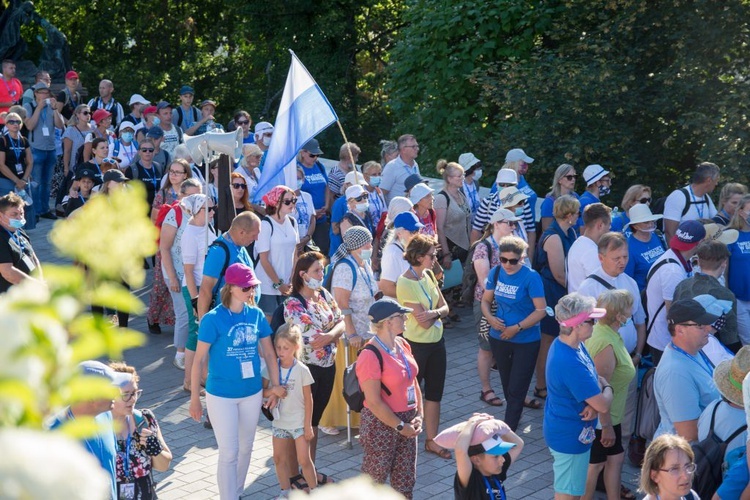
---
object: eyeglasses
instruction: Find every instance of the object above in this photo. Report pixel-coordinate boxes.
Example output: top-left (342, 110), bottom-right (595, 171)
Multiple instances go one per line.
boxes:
top-left (282, 197), bottom-right (298, 206)
top-left (500, 220), bottom-right (518, 227)
top-left (120, 389), bottom-right (143, 402)
top-left (563, 174), bottom-right (577, 180)
top-left (140, 148), bottom-right (154, 153)
top-left (404, 144), bottom-right (420, 149)
top-left (387, 313), bottom-right (407, 321)
top-left (679, 322), bottom-right (704, 328)
top-left (353, 194), bottom-right (368, 202)
top-left (425, 252), bottom-right (438, 260)
top-left (5, 120), bottom-right (21, 125)
top-left (241, 285), bottom-right (257, 293)
top-left (499, 257), bottom-right (520, 265)
top-left (658, 463), bottom-right (697, 476)
top-left (169, 169), bottom-right (186, 175)
top-left (307, 153), bottom-right (320, 158)
top-left (583, 319), bottom-right (596, 325)
top-left (232, 183), bottom-right (247, 190)
top-left (639, 197), bottom-right (652, 204)
top-left (80, 111), bottom-right (91, 115)
top-left (236, 120), bottom-right (249, 125)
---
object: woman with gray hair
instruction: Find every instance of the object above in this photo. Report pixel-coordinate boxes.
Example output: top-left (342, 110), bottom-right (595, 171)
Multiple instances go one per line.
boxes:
top-left (320, 226), bottom-right (380, 433)
top-left (380, 139), bottom-right (399, 166)
top-left (544, 292), bottom-right (614, 499)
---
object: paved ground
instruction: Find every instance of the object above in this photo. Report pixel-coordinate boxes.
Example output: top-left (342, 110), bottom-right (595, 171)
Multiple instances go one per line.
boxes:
top-left (27, 217), bottom-right (642, 499)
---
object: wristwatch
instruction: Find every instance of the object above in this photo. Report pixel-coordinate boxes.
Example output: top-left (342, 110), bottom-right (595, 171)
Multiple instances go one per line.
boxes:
top-left (395, 421), bottom-right (405, 432)
top-left (272, 280), bottom-right (284, 290)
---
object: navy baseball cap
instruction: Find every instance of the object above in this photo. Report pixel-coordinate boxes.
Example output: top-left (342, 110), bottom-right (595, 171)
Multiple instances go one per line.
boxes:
top-left (368, 297), bottom-right (412, 323)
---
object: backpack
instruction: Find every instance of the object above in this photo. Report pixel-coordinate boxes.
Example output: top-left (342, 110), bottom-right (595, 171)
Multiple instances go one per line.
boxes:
top-left (691, 401), bottom-right (747, 499)
top-left (113, 139), bottom-right (138, 159)
top-left (460, 239), bottom-right (492, 304)
top-left (175, 106), bottom-right (200, 129)
top-left (438, 189), bottom-right (451, 209)
top-left (585, 274), bottom-right (615, 291)
top-left (651, 188), bottom-right (710, 230)
top-left (269, 288), bottom-right (333, 336)
top-left (207, 239), bottom-right (231, 299)
top-left (155, 200), bottom-right (183, 246)
top-left (628, 366), bottom-right (659, 466)
top-left (342, 344), bottom-right (391, 412)
top-left (252, 215), bottom-right (298, 266)
top-left (323, 256), bottom-right (358, 292)
top-left (643, 258), bottom-right (680, 334)
top-left (129, 161), bottom-right (163, 182)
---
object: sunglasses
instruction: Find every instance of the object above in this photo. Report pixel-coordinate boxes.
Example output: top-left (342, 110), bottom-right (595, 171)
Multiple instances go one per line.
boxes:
top-left (103, 158), bottom-right (121, 164)
top-left (639, 197), bottom-right (652, 204)
top-left (583, 319), bottom-right (596, 325)
top-left (307, 153), bottom-right (320, 158)
top-left (241, 285), bottom-right (257, 293)
top-left (236, 120), bottom-right (249, 125)
top-left (282, 197), bottom-right (298, 206)
top-left (5, 120), bottom-right (21, 125)
top-left (563, 174), bottom-right (577, 180)
top-left (207, 206), bottom-right (216, 212)
top-left (232, 183), bottom-right (247, 190)
top-left (500, 256), bottom-right (520, 265)
top-left (353, 194), bottom-right (368, 202)
top-left (80, 111), bottom-right (91, 115)
top-left (140, 148), bottom-right (154, 153)
top-left (500, 220), bottom-right (518, 227)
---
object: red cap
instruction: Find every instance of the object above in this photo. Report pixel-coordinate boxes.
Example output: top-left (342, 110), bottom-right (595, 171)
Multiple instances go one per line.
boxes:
top-left (65, 70), bottom-right (79, 80)
top-left (92, 109), bottom-right (112, 123)
top-left (143, 105), bottom-right (158, 116)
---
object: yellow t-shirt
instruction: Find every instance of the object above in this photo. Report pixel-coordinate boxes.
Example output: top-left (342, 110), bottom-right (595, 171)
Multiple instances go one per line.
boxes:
top-left (397, 271), bottom-right (443, 343)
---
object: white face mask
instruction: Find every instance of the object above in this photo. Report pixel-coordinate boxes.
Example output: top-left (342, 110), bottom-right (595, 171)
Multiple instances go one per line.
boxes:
top-left (262, 136), bottom-right (272, 147)
top-left (304, 276), bottom-right (323, 290)
top-left (297, 178), bottom-right (305, 190)
top-left (360, 248), bottom-right (373, 261)
top-left (473, 169), bottom-right (482, 181)
top-left (356, 202), bottom-right (370, 213)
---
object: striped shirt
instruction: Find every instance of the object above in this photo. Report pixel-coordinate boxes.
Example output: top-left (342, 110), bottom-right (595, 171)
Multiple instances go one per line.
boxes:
top-left (472, 192), bottom-right (535, 234)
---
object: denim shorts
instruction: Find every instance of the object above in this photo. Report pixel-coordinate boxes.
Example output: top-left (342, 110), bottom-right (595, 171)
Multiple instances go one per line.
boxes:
top-left (272, 426), bottom-right (304, 439)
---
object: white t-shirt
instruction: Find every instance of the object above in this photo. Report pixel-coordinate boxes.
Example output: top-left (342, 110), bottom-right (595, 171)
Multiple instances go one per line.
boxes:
top-left (663, 185), bottom-right (717, 223)
top-left (262, 361), bottom-right (314, 430)
top-left (233, 165), bottom-right (260, 202)
top-left (114, 140), bottom-right (139, 170)
top-left (84, 131), bottom-right (115, 156)
top-left (293, 191), bottom-right (315, 238)
top-left (646, 250), bottom-right (689, 351)
top-left (161, 207), bottom-right (190, 283)
top-left (566, 236), bottom-right (599, 293)
top-left (160, 125), bottom-right (182, 156)
top-left (697, 399), bottom-right (747, 463)
top-left (380, 241), bottom-right (408, 283)
top-left (180, 223), bottom-right (218, 287)
top-left (254, 216), bottom-right (299, 296)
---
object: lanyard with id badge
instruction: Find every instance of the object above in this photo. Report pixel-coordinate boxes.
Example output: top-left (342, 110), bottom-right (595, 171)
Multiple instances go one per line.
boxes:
top-left (373, 336), bottom-right (416, 406)
top-left (118, 416), bottom-right (135, 500)
top-left (7, 229), bottom-right (36, 273)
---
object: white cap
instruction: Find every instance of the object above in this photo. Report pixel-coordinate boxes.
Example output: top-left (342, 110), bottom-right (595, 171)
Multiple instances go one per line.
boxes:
top-left (498, 187), bottom-right (529, 208)
top-left (409, 183), bottom-right (434, 204)
top-left (118, 121), bottom-right (136, 132)
top-left (128, 94), bottom-right (149, 106)
top-left (344, 171), bottom-right (368, 187)
top-left (458, 152), bottom-right (480, 169)
top-left (346, 184), bottom-right (366, 200)
top-left (254, 121), bottom-right (274, 138)
top-left (505, 148), bottom-right (534, 164)
top-left (489, 208), bottom-right (521, 224)
top-left (79, 360), bottom-right (132, 388)
top-left (495, 169), bottom-right (518, 185)
top-left (583, 164), bottom-right (610, 186)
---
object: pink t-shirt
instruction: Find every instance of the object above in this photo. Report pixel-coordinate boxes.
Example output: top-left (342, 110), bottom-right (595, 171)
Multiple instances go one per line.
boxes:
top-left (357, 337), bottom-right (419, 412)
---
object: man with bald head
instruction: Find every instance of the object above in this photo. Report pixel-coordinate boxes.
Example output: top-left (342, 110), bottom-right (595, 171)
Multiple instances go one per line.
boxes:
top-left (88, 79), bottom-right (124, 129)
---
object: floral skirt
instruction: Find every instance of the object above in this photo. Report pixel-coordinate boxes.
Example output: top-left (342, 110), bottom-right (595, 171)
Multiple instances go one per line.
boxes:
top-left (147, 253), bottom-right (175, 325)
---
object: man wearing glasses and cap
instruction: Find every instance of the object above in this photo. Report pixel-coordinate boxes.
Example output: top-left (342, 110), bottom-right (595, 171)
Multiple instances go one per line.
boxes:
top-left (298, 138), bottom-right (331, 254)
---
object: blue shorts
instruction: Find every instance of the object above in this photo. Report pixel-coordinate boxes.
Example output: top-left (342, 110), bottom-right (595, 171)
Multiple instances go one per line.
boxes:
top-left (716, 457), bottom-right (749, 499)
top-left (550, 448), bottom-right (591, 496)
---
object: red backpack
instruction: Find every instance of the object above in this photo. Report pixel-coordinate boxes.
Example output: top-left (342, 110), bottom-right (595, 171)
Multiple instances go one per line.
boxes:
top-left (155, 201), bottom-right (183, 247)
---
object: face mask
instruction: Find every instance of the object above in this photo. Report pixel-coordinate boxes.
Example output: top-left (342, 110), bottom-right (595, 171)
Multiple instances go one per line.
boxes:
top-left (639, 226), bottom-right (656, 233)
top-left (121, 132), bottom-right (134, 143)
top-left (360, 248), bottom-right (373, 261)
top-left (9, 217), bottom-right (25, 229)
top-left (356, 202), bottom-right (370, 213)
top-left (514, 207), bottom-right (524, 217)
top-left (369, 176), bottom-right (381, 187)
top-left (152, 117), bottom-right (161, 127)
top-left (304, 276), bottom-right (323, 290)
top-left (599, 185), bottom-right (611, 197)
top-left (297, 179), bottom-right (305, 190)
top-left (262, 136), bottom-right (272, 147)
top-left (473, 169), bottom-right (482, 181)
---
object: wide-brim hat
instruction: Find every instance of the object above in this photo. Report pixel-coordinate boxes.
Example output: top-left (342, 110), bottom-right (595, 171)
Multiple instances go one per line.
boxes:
top-left (498, 186), bottom-right (528, 208)
top-left (713, 346), bottom-right (750, 406)
top-left (704, 223), bottom-right (739, 246)
top-left (625, 203), bottom-right (663, 228)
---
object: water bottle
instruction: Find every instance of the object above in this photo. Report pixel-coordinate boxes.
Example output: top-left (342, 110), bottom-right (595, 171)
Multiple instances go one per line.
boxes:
top-left (15, 188), bottom-right (33, 206)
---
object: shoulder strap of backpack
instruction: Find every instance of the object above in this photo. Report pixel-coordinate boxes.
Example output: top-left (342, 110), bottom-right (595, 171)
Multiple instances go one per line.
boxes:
top-left (260, 215), bottom-right (275, 237)
top-left (646, 257), bottom-right (679, 285)
top-left (362, 344), bottom-right (391, 395)
top-left (710, 401), bottom-right (748, 444)
top-left (176, 107), bottom-right (184, 127)
top-left (680, 188), bottom-right (691, 218)
top-left (586, 274), bottom-right (616, 290)
top-left (208, 239), bottom-right (231, 296)
top-left (438, 189), bottom-right (451, 209)
top-left (192, 107), bottom-right (199, 122)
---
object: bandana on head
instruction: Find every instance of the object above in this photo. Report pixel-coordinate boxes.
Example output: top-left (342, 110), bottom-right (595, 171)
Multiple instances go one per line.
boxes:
top-left (180, 193), bottom-right (208, 215)
top-left (331, 226), bottom-right (373, 267)
top-left (262, 186), bottom-right (293, 208)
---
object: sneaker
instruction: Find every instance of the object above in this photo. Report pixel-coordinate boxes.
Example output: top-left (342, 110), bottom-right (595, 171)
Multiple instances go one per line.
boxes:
top-left (173, 356), bottom-right (185, 370)
top-left (148, 322), bottom-right (161, 335)
top-left (319, 426), bottom-right (340, 435)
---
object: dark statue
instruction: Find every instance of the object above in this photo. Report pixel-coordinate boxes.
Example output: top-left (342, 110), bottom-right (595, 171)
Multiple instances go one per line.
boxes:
top-left (0, 0), bottom-right (72, 81)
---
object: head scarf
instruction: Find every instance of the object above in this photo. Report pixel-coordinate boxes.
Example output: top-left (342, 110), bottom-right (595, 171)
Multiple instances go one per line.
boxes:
top-left (180, 193), bottom-right (208, 216)
top-left (262, 186), bottom-right (293, 208)
top-left (331, 226), bottom-right (373, 267)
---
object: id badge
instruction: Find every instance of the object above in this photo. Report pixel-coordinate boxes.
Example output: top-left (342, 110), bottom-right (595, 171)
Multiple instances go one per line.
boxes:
top-left (14, 164), bottom-right (23, 175)
top-left (578, 424), bottom-right (596, 445)
top-left (42, 126), bottom-right (50, 137)
top-left (119, 482), bottom-right (135, 500)
top-left (406, 385), bottom-right (416, 406)
top-left (240, 361), bottom-right (255, 379)
top-left (434, 319), bottom-right (442, 330)
top-left (21, 254), bottom-right (36, 272)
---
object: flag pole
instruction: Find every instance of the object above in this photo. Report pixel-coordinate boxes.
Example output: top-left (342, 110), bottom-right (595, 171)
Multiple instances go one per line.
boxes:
top-left (336, 120), bottom-right (360, 184)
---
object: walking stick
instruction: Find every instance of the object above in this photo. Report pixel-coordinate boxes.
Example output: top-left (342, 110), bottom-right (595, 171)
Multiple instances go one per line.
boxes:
top-left (344, 336), bottom-right (353, 449)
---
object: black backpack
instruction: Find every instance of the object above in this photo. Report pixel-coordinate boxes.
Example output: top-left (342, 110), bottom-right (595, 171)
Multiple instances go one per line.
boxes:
top-left (268, 288), bottom-right (333, 337)
top-left (251, 215), bottom-right (298, 267)
top-left (692, 401), bottom-right (747, 499)
top-left (342, 344), bottom-right (391, 412)
top-left (651, 188), bottom-right (710, 231)
top-left (643, 258), bottom-right (679, 335)
top-left (460, 239), bottom-right (492, 304)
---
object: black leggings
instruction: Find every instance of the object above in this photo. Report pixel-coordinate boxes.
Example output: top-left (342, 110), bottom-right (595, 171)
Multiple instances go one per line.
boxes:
top-left (307, 363), bottom-right (336, 427)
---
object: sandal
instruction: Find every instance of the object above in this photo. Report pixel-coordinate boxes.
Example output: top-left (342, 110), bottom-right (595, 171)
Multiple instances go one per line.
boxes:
top-left (523, 398), bottom-right (542, 410)
top-left (317, 472), bottom-right (334, 485)
top-left (425, 439), bottom-right (452, 459)
top-left (620, 485), bottom-right (636, 500)
top-left (480, 390), bottom-right (504, 407)
top-left (533, 386), bottom-right (547, 399)
top-left (289, 474), bottom-right (309, 491)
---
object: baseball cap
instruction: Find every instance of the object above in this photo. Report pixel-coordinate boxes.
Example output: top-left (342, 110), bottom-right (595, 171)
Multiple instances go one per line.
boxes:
top-left (224, 263), bottom-right (261, 288)
top-left (404, 173), bottom-right (427, 193)
top-left (128, 94), bottom-right (148, 106)
top-left (495, 169), bottom-right (518, 186)
top-left (393, 211), bottom-right (424, 232)
top-left (118, 121), bottom-right (136, 132)
top-left (458, 152), bottom-right (480, 170)
top-left (65, 70), bottom-right (79, 80)
top-left (583, 164), bottom-right (610, 186)
top-left (345, 184), bottom-right (366, 200)
top-left (200, 99), bottom-right (217, 109)
top-left (505, 148), bottom-right (534, 164)
top-left (254, 122), bottom-right (274, 136)
top-left (558, 307), bottom-right (607, 328)
top-left (667, 298), bottom-right (721, 326)
top-left (76, 168), bottom-right (97, 181)
top-left (143, 105), bottom-right (158, 116)
top-left (79, 360), bottom-right (132, 387)
top-left (31, 82), bottom-right (50, 92)
top-left (498, 186), bottom-right (529, 208)
top-left (409, 183), bottom-right (433, 204)
top-left (103, 169), bottom-right (127, 183)
top-left (156, 101), bottom-right (172, 111)
top-left (368, 297), bottom-right (412, 323)
top-left (179, 85), bottom-right (195, 95)
top-left (344, 171), bottom-right (368, 187)
top-left (92, 109), bottom-right (112, 123)
top-left (670, 220), bottom-right (706, 252)
top-left (146, 126), bottom-right (164, 139)
top-left (489, 208), bottom-right (521, 224)
top-left (302, 138), bottom-right (323, 155)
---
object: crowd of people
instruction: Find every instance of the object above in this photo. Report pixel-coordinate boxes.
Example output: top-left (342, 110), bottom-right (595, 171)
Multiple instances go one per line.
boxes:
top-left (5, 60), bottom-right (750, 499)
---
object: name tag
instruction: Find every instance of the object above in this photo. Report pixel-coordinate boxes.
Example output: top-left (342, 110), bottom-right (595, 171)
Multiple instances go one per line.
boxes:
top-left (15, 164), bottom-right (23, 175)
top-left (42, 126), bottom-right (50, 137)
top-left (118, 482), bottom-right (135, 499)
top-left (240, 361), bottom-right (255, 379)
top-left (434, 319), bottom-right (442, 330)
top-left (406, 385), bottom-right (416, 406)
top-left (21, 254), bottom-right (35, 272)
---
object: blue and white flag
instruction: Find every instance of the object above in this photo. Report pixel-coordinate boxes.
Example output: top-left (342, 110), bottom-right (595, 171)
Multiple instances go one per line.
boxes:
top-left (253, 51), bottom-right (338, 202)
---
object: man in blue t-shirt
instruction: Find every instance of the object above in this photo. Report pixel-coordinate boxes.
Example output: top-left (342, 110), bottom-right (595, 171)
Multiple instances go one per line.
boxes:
top-left (297, 138), bottom-right (331, 255)
top-left (197, 211), bottom-right (260, 319)
top-left (48, 361), bottom-right (133, 500)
